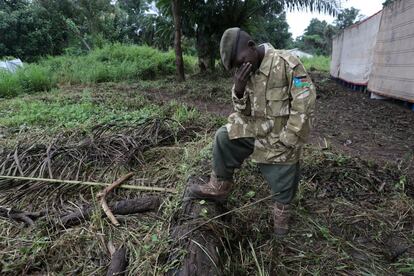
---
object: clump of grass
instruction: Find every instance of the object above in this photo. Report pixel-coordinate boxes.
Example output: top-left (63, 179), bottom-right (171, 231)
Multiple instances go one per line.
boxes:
top-left (17, 65), bottom-right (55, 93)
top-left (0, 70), bottom-right (22, 97)
top-left (0, 65), bottom-right (56, 98)
top-left (302, 55), bottom-right (330, 72)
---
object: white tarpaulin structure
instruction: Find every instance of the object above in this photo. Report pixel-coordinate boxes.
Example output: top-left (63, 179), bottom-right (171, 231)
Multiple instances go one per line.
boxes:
top-left (368, 0), bottom-right (414, 102)
top-left (0, 59), bottom-right (23, 73)
top-left (288, 48), bottom-right (313, 59)
top-left (330, 32), bottom-right (344, 78)
top-left (331, 0), bottom-right (414, 104)
top-left (337, 11), bottom-right (382, 85)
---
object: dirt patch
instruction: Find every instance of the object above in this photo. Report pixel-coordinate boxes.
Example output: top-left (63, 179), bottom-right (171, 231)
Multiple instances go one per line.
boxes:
top-left (310, 72), bottom-right (414, 165)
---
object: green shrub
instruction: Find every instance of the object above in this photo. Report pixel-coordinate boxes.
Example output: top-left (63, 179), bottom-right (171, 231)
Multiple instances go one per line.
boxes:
top-left (0, 71), bottom-right (22, 98)
top-left (17, 65), bottom-right (55, 93)
top-left (0, 65), bottom-right (56, 98)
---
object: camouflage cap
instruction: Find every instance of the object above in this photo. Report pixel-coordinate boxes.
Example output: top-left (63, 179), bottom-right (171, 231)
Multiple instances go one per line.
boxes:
top-left (220, 27), bottom-right (241, 70)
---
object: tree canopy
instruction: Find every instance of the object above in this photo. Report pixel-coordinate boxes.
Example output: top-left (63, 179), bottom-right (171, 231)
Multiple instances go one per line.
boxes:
top-left (0, 0), bottom-right (341, 64)
top-left (293, 6), bottom-right (363, 56)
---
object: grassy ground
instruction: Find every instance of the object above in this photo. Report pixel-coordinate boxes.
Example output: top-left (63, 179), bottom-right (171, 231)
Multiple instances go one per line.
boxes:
top-left (0, 49), bottom-right (412, 275)
top-left (0, 44), bottom-right (197, 98)
top-left (302, 55), bottom-right (330, 72)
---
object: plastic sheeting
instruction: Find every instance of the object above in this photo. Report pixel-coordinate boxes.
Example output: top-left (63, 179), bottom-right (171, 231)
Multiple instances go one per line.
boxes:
top-left (368, 0), bottom-right (414, 102)
top-left (0, 59), bottom-right (23, 73)
top-left (337, 11), bottom-right (382, 85)
top-left (330, 33), bottom-right (343, 78)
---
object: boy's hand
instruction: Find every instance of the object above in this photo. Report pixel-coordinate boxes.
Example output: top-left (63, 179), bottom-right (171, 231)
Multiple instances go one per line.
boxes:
top-left (234, 62), bottom-right (252, 97)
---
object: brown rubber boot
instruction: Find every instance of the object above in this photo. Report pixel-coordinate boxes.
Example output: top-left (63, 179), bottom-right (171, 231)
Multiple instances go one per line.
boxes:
top-left (188, 172), bottom-right (232, 202)
top-left (273, 202), bottom-right (291, 237)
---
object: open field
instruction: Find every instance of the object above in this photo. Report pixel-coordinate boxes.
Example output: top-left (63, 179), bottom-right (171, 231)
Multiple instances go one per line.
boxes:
top-left (0, 48), bottom-right (413, 275)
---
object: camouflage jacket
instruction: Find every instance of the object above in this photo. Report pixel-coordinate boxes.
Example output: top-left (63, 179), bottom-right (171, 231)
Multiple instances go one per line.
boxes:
top-left (225, 44), bottom-right (316, 164)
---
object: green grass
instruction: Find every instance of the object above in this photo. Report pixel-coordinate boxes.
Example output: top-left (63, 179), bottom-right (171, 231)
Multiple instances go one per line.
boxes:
top-left (0, 70), bottom-right (21, 97)
top-left (0, 44), bottom-right (197, 98)
top-left (0, 84), bottom-right (205, 136)
top-left (302, 55), bottom-right (330, 72)
top-left (0, 65), bottom-right (55, 98)
top-left (41, 44), bottom-right (197, 84)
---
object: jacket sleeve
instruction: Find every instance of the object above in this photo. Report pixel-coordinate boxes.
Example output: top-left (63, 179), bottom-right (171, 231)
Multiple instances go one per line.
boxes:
top-left (231, 84), bottom-right (251, 116)
top-left (279, 59), bottom-right (316, 147)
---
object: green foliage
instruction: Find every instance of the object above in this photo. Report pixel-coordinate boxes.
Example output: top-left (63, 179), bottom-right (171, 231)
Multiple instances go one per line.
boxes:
top-left (0, 87), bottom-right (159, 130)
top-left (251, 12), bottom-right (292, 49)
top-left (294, 18), bottom-right (337, 55)
top-left (334, 7), bottom-right (363, 30)
top-left (170, 101), bottom-right (200, 124)
top-left (157, 0), bottom-right (340, 70)
top-left (17, 65), bottom-right (55, 93)
top-left (0, 71), bottom-right (22, 98)
top-left (41, 44), bottom-right (196, 84)
top-left (301, 56), bottom-right (330, 72)
top-left (294, 7), bottom-right (363, 56)
top-left (0, 44), bottom-right (196, 98)
top-left (0, 82), bottom-right (204, 133)
top-left (0, 0), bottom-right (68, 61)
top-left (0, 65), bottom-right (56, 98)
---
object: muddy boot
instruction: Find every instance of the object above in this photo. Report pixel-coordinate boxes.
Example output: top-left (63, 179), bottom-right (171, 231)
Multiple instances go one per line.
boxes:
top-left (273, 202), bottom-right (291, 237)
top-left (188, 172), bottom-right (232, 202)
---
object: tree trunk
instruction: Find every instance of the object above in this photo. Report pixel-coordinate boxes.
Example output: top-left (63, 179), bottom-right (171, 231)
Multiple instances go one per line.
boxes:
top-left (167, 176), bottom-right (224, 275)
top-left (172, 0), bottom-right (185, 81)
top-left (196, 28), bottom-right (216, 73)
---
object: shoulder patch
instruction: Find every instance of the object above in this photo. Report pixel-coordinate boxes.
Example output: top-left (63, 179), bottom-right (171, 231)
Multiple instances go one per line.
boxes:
top-left (293, 76), bottom-right (311, 88)
top-left (279, 52), bottom-right (300, 68)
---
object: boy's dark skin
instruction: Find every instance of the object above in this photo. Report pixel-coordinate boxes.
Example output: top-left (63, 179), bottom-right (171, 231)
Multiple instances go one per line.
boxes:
top-left (233, 31), bottom-right (266, 98)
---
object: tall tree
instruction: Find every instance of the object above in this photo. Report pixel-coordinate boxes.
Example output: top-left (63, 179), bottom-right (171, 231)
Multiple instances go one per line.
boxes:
top-left (171, 0), bottom-right (185, 81)
top-left (0, 0), bottom-right (70, 60)
top-left (294, 18), bottom-right (334, 55)
top-left (252, 12), bottom-right (292, 49)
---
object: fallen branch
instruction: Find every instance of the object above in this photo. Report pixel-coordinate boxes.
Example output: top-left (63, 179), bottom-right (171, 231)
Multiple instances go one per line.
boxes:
top-left (97, 172), bottom-right (135, 226)
top-left (106, 246), bottom-right (128, 276)
top-left (0, 175), bottom-right (176, 194)
top-left (0, 206), bottom-right (46, 226)
top-left (60, 197), bottom-right (161, 227)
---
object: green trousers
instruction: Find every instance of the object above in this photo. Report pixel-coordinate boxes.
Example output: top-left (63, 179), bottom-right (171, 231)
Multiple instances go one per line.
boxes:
top-left (212, 126), bottom-right (300, 204)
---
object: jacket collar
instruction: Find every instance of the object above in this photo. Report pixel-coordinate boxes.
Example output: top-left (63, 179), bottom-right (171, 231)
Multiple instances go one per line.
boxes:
top-left (258, 43), bottom-right (275, 76)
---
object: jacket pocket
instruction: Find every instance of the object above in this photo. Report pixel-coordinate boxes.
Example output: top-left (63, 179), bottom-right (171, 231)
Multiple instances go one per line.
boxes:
top-left (265, 86), bottom-right (290, 117)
